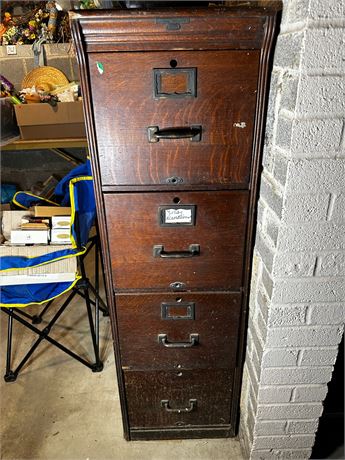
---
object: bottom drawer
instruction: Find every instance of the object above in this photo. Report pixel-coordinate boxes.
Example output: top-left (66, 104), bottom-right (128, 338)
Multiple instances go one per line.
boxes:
top-left (124, 369), bottom-right (233, 429)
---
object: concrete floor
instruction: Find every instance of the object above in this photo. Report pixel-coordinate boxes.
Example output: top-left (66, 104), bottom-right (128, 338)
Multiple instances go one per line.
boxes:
top-left (0, 272), bottom-right (244, 459)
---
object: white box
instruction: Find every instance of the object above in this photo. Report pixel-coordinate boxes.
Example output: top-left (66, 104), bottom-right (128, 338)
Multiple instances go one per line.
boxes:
top-left (51, 215), bottom-right (72, 229)
top-left (50, 228), bottom-right (71, 244)
top-left (10, 229), bottom-right (49, 245)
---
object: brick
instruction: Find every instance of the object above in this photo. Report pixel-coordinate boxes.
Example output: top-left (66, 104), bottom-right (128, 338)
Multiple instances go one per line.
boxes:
top-left (260, 173), bottom-right (284, 219)
top-left (266, 325), bottom-right (344, 347)
top-left (272, 278), bottom-right (345, 303)
top-left (276, 116), bottom-right (293, 151)
top-left (261, 366), bottom-right (333, 385)
top-left (256, 231), bottom-right (275, 273)
top-left (290, 119), bottom-right (344, 158)
top-left (317, 253), bottom-right (345, 277)
top-left (303, 28), bottom-right (345, 73)
top-left (257, 311), bottom-right (268, 344)
top-left (286, 159), bottom-right (345, 195)
top-left (280, 75), bottom-right (299, 113)
top-left (309, 0), bottom-right (344, 19)
top-left (330, 194), bottom-right (345, 222)
top-left (257, 288), bottom-right (269, 323)
top-left (274, 32), bottom-right (304, 69)
top-left (287, 419), bottom-right (319, 434)
top-left (258, 386), bottom-right (293, 404)
top-left (272, 153), bottom-right (289, 187)
top-left (262, 349), bottom-right (299, 367)
top-left (253, 434), bottom-right (315, 450)
top-left (268, 305), bottom-right (307, 327)
top-left (265, 210), bottom-right (280, 247)
top-left (273, 252), bottom-right (316, 277)
top-left (307, 303), bottom-right (345, 325)
top-left (254, 421), bottom-right (287, 436)
top-left (245, 360), bottom-right (259, 398)
top-left (284, 0), bottom-right (309, 24)
top-left (278, 223), bottom-right (345, 252)
top-left (300, 348), bottom-right (339, 366)
top-left (297, 76), bottom-right (345, 116)
top-left (257, 403), bottom-right (323, 420)
top-left (257, 199), bottom-right (267, 228)
top-left (252, 340), bottom-right (264, 378)
top-left (260, 264), bottom-right (274, 299)
top-left (251, 448), bottom-right (313, 460)
top-left (249, 316), bottom-right (265, 359)
top-left (282, 193), bottom-right (330, 223)
top-left (263, 71), bottom-right (280, 149)
top-left (293, 385), bottom-right (328, 402)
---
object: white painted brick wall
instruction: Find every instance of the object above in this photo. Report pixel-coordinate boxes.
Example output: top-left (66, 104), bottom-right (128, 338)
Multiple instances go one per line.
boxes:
top-left (258, 386), bottom-right (293, 403)
top-left (239, 0), bottom-right (345, 458)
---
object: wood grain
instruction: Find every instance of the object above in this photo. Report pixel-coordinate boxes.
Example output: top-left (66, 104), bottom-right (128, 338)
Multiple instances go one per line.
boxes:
top-left (124, 368), bottom-right (234, 428)
top-left (116, 292), bottom-right (242, 370)
top-left (104, 191), bottom-right (248, 290)
top-left (89, 50), bottom-right (259, 186)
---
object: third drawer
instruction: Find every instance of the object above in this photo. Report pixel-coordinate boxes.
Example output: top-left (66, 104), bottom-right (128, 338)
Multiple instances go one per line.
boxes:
top-left (117, 291), bottom-right (242, 370)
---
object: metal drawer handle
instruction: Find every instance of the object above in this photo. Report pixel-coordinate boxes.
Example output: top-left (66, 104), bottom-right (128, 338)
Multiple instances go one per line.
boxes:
top-left (161, 399), bottom-right (197, 413)
top-left (158, 333), bottom-right (199, 348)
top-left (148, 125), bottom-right (202, 142)
top-left (153, 244), bottom-right (200, 259)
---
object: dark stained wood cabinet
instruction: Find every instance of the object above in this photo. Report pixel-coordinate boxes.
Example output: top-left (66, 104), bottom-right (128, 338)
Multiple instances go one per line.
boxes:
top-left (71, 2), bottom-right (281, 440)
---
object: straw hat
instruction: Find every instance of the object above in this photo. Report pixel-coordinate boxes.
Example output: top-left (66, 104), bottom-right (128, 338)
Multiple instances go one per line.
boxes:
top-left (21, 66), bottom-right (69, 91)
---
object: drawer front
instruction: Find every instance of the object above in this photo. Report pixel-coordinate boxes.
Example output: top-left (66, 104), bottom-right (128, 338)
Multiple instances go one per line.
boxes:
top-left (104, 191), bottom-right (248, 291)
top-left (117, 292), bottom-right (241, 370)
top-left (124, 369), bottom-right (233, 428)
top-left (89, 50), bottom-right (259, 186)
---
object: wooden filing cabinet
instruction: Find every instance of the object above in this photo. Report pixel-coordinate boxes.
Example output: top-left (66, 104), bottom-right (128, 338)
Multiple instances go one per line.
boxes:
top-left (71, 3), bottom-right (281, 440)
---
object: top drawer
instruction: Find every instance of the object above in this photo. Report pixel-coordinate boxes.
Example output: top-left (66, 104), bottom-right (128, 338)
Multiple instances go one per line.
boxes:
top-left (89, 50), bottom-right (259, 187)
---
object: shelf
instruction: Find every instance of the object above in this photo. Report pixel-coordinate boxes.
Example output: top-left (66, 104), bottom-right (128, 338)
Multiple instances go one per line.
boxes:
top-left (2, 138), bottom-right (88, 151)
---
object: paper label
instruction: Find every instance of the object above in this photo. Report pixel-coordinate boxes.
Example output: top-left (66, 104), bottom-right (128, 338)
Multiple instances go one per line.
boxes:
top-left (164, 208), bottom-right (192, 224)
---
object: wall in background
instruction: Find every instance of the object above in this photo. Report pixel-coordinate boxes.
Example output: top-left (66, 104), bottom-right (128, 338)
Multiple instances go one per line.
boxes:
top-left (239, 0), bottom-right (345, 458)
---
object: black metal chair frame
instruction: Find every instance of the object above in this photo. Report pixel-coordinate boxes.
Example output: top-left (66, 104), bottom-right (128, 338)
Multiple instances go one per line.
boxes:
top-left (2, 229), bottom-right (108, 383)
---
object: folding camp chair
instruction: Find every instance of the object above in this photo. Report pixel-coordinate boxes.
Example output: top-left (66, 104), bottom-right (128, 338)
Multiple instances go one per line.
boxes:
top-left (0, 164), bottom-right (108, 382)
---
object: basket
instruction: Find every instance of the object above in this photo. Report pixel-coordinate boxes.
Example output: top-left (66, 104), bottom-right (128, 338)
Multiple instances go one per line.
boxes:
top-left (21, 66), bottom-right (69, 91)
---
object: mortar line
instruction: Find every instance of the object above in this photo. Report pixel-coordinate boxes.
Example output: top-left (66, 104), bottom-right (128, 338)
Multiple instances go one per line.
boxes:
top-left (326, 193), bottom-right (336, 221)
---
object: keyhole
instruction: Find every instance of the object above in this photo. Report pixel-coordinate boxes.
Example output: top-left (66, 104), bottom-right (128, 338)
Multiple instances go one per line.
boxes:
top-left (170, 59), bottom-right (178, 68)
top-left (173, 197), bottom-right (180, 204)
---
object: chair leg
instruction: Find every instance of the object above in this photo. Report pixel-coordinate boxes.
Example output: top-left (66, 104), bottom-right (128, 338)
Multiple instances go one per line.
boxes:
top-left (78, 256), bottom-right (103, 372)
top-left (4, 309), bottom-right (17, 382)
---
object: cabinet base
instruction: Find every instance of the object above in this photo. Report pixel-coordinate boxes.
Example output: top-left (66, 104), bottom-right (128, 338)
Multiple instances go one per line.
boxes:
top-left (129, 425), bottom-right (235, 441)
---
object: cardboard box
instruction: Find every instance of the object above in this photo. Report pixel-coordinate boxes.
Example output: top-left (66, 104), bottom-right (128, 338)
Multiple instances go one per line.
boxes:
top-left (1, 97), bottom-right (20, 146)
top-left (50, 228), bottom-right (71, 244)
top-left (14, 101), bottom-right (86, 140)
top-left (32, 206), bottom-right (71, 217)
top-left (0, 244), bottom-right (76, 276)
top-left (51, 215), bottom-right (71, 229)
top-left (11, 229), bottom-right (49, 245)
top-left (2, 210), bottom-right (33, 241)
top-left (0, 244), bottom-right (77, 286)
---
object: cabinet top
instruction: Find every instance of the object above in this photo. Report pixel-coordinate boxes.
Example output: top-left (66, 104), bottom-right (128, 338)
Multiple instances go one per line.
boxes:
top-left (70, 3), bottom-right (281, 53)
top-left (70, 2), bottom-right (282, 19)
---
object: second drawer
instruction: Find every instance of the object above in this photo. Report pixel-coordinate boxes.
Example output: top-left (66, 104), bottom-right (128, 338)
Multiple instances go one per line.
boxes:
top-left (116, 292), bottom-right (242, 370)
top-left (104, 190), bottom-right (248, 291)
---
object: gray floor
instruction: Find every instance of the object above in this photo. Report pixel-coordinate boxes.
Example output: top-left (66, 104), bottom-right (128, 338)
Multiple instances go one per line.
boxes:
top-left (0, 272), bottom-right (244, 460)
